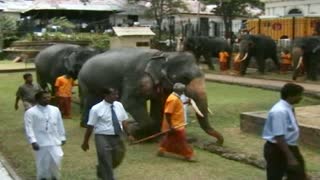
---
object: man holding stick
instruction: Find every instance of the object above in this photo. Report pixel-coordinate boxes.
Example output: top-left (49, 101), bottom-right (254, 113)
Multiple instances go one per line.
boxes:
top-left (157, 83), bottom-right (195, 162)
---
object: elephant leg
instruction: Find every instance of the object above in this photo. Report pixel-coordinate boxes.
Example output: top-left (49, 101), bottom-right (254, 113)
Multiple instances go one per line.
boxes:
top-left (270, 54), bottom-right (280, 71)
top-left (122, 97), bottom-right (156, 138)
top-left (204, 53), bottom-right (215, 70)
top-left (307, 60), bottom-right (318, 80)
top-left (149, 98), bottom-right (165, 134)
top-left (240, 58), bottom-right (250, 75)
top-left (256, 57), bottom-right (266, 74)
top-left (36, 71), bottom-right (48, 91)
top-left (80, 92), bottom-right (102, 127)
top-left (195, 53), bottom-right (201, 65)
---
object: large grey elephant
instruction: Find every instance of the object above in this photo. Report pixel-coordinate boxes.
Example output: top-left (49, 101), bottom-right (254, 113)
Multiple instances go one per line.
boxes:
top-left (79, 48), bottom-right (224, 145)
top-left (35, 44), bottom-right (99, 94)
top-left (292, 36), bottom-right (320, 81)
top-left (183, 36), bottom-right (232, 70)
top-left (236, 34), bottom-right (280, 75)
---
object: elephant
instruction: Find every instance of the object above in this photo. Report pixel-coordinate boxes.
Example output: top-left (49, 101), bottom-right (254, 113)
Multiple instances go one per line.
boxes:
top-left (236, 34), bottom-right (280, 75)
top-left (78, 48), bottom-right (224, 145)
top-left (35, 44), bottom-right (100, 94)
top-left (183, 36), bottom-right (232, 70)
top-left (292, 36), bottom-right (320, 81)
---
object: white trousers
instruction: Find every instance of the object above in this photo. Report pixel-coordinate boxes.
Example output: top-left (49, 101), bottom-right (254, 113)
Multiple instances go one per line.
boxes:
top-left (34, 146), bottom-right (63, 180)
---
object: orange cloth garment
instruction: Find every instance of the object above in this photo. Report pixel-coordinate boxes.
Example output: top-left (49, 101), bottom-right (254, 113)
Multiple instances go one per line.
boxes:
top-left (159, 129), bottom-right (193, 158)
top-left (161, 93), bottom-right (185, 132)
top-left (219, 51), bottom-right (229, 63)
top-left (281, 53), bottom-right (292, 65)
top-left (159, 93), bottom-right (193, 158)
top-left (55, 75), bottom-right (75, 97)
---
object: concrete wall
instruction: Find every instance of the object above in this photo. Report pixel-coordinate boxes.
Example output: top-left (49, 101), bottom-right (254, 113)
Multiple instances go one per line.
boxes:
top-left (240, 110), bottom-right (320, 149)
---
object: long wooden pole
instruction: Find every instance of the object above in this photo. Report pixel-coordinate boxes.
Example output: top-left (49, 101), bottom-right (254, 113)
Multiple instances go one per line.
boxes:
top-left (130, 123), bottom-right (188, 145)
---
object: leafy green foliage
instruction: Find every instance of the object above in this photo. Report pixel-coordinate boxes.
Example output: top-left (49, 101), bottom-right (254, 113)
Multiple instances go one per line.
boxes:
top-left (47, 17), bottom-right (76, 33)
top-left (0, 15), bottom-right (17, 33)
top-left (20, 32), bottom-right (110, 50)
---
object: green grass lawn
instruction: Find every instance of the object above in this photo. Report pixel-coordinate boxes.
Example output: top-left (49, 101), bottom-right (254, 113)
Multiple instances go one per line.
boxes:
top-left (1, 72), bottom-right (320, 180)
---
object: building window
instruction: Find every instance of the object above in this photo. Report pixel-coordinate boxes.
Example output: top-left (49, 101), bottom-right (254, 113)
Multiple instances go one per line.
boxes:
top-left (136, 42), bottom-right (149, 47)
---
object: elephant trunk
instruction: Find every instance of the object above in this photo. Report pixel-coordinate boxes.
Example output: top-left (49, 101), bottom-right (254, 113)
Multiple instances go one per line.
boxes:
top-left (186, 77), bottom-right (224, 145)
top-left (292, 47), bottom-right (303, 80)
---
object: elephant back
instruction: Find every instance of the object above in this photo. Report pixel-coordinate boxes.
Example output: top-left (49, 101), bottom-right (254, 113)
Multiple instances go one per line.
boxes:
top-left (78, 48), bottom-right (161, 91)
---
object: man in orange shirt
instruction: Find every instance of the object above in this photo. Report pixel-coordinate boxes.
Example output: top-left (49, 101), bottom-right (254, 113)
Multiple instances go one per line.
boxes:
top-left (219, 51), bottom-right (229, 72)
top-left (55, 72), bottom-right (76, 119)
top-left (158, 83), bottom-right (195, 161)
top-left (280, 49), bottom-right (292, 74)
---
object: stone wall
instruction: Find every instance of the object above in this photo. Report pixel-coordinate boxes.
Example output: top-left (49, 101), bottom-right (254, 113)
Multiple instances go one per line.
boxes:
top-left (240, 106), bottom-right (320, 149)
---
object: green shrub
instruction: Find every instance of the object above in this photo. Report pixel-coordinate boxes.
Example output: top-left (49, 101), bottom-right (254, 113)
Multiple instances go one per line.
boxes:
top-left (19, 32), bottom-right (110, 50)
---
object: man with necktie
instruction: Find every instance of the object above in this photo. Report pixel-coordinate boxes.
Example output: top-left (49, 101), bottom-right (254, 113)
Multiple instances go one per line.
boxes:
top-left (262, 83), bottom-right (308, 180)
top-left (81, 87), bottom-right (133, 180)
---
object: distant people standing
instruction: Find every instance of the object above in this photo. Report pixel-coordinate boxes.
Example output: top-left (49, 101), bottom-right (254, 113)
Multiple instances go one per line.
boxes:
top-left (280, 49), bottom-right (292, 74)
top-left (219, 51), bottom-right (229, 72)
top-left (55, 72), bottom-right (76, 119)
top-left (15, 73), bottom-right (41, 111)
top-left (24, 91), bottom-right (66, 180)
top-left (262, 83), bottom-right (307, 180)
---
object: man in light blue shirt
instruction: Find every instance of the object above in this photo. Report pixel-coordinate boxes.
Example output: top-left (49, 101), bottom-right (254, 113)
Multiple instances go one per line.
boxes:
top-left (262, 83), bottom-right (307, 180)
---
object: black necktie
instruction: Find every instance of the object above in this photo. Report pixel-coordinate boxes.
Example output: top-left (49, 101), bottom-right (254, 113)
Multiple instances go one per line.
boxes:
top-left (111, 104), bottom-right (122, 135)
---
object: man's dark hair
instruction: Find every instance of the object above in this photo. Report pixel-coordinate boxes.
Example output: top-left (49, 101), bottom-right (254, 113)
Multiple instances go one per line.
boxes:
top-left (35, 91), bottom-right (49, 101)
top-left (281, 83), bottom-right (304, 99)
top-left (23, 73), bottom-right (32, 80)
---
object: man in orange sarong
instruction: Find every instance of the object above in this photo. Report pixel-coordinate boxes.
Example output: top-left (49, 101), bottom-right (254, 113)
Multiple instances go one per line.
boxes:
top-left (280, 49), bottom-right (292, 74)
top-left (219, 51), bottom-right (229, 72)
top-left (158, 83), bottom-right (195, 162)
top-left (55, 72), bottom-right (76, 119)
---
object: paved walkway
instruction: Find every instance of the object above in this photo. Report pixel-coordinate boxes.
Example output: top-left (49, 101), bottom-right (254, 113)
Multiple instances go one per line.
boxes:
top-left (205, 74), bottom-right (320, 98)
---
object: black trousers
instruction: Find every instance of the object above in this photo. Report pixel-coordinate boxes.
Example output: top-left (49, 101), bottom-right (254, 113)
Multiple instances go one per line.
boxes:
top-left (95, 134), bottom-right (125, 180)
top-left (264, 141), bottom-right (307, 180)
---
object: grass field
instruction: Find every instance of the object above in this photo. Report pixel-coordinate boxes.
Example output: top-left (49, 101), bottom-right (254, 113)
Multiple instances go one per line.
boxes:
top-left (0, 72), bottom-right (320, 180)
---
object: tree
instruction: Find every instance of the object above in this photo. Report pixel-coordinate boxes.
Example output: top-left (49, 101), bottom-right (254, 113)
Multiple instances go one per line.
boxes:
top-left (203, 0), bottom-right (264, 39)
top-left (0, 15), bottom-right (17, 50)
top-left (144, 0), bottom-right (188, 40)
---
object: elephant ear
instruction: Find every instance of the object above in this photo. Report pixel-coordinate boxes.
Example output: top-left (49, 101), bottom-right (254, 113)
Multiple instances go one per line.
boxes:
top-left (144, 54), bottom-right (167, 85)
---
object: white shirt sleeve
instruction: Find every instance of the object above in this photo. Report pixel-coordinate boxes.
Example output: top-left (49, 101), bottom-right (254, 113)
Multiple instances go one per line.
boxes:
top-left (56, 108), bottom-right (66, 141)
top-left (87, 108), bottom-right (98, 126)
top-left (24, 111), bottom-right (37, 144)
top-left (270, 110), bottom-right (287, 136)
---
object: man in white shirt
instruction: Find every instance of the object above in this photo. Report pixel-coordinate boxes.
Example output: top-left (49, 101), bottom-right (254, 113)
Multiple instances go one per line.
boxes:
top-left (24, 91), bottom-right (66, 180)
top-left (81, 87), bottom-right (133, 180)
top-left (262, 83), bottom-right (307, 180)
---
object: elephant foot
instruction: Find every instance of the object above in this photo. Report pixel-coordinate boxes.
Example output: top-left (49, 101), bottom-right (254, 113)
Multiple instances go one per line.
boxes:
top-left (127, 121), bottom-right (160, 141)
top-left (206, 129), bottom-right (224, 146)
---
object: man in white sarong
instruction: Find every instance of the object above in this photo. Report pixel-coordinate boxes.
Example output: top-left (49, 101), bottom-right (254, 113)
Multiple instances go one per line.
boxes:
top-left (24, 91), bottom-right (66, 180)
top-left (180, 93), bottom-right (190, 123)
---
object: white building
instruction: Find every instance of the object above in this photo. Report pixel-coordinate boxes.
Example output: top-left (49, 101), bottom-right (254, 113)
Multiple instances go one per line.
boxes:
top-left (261, 0), bottom-right (320, 16)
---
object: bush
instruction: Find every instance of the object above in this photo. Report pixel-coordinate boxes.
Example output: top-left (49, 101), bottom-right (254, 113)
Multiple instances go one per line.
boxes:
top-left (20, 32), bottom-right (110, 50)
